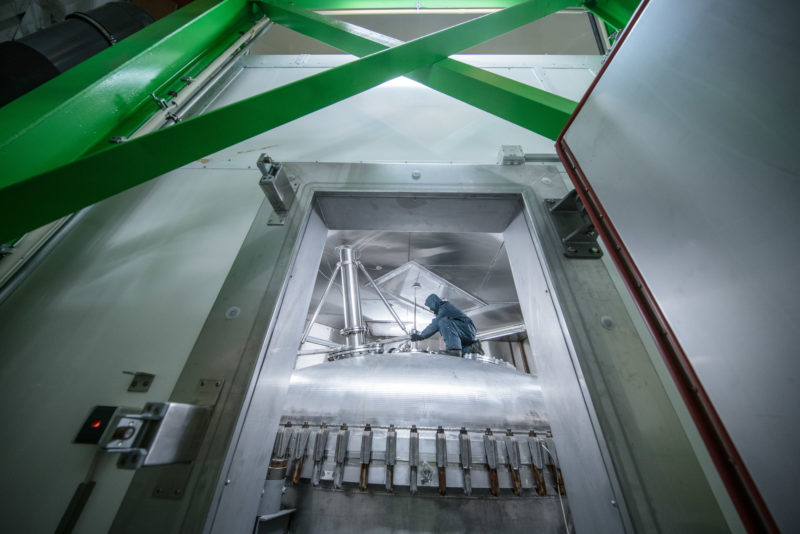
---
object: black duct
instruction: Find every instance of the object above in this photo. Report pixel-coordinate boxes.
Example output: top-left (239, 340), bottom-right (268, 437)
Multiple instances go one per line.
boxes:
top-left (0, 2), bottom-right (154, 108)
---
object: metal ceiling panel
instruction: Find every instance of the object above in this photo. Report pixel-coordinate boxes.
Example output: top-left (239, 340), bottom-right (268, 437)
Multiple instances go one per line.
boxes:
top-left (372, 260), bottom-right (486, 312)
top-left (317, 193), bottom-right (522, 232)
top-left (305, 226), bottom-right (525, 334)
top-left (409, 232), bottom-right (503, 267)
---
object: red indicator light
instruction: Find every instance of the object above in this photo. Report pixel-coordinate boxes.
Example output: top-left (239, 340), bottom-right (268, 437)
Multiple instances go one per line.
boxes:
top-left (90, 419), bottom-right (103, 429)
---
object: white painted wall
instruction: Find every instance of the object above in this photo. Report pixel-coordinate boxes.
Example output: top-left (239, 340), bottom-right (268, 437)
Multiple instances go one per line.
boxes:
top-left (0, 171), bottom-right (263, 533)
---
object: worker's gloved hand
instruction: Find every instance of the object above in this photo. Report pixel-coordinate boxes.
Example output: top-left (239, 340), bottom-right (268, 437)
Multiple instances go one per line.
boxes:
top-left (410, 333), bottom-right (422, 341)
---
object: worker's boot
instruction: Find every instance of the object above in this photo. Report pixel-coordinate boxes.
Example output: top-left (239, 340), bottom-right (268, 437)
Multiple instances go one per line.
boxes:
top-left (470, 340), bottom-right (485, 355)
top-left (442, 349), bottom-right (461, 357)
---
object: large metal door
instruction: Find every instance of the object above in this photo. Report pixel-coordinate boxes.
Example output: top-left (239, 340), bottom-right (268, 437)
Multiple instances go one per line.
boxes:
top-left (557, 1), bottom-right (799, 532)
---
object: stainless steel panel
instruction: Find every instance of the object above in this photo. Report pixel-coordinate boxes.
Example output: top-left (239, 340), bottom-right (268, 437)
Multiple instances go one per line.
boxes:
top-left (206, 209), bottom-right (329, 534)
top-left (282, 485), bottom-right (573, 534)
top-left (504, 212), bottom-right (629, 533)
top-left (317, 194), bottom-right (521, 233)
top-left (372, 261), bottom-right (486, 313)
top-left (143, 403), bottom-right (212, 466)
top-left (280, 354), bottom-right (547, 430)
top-left (562, 0), bottom-right (799, 530)
top-left (307, 227), bottom-right (530, 342)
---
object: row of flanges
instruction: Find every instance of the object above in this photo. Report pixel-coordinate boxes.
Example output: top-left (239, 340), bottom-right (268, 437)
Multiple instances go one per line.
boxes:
top-left (269, 422), bottom-right (567, 497)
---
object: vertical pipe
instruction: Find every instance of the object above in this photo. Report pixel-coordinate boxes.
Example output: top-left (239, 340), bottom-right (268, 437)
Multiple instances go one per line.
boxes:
top-left (337, 246), bottom-right (365, 348)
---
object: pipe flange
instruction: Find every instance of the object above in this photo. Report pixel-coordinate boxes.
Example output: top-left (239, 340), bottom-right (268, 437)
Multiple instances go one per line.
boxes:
top-left (339, 326), bottom-right (367, 337)
top-left (327, 344), bottom-right (382, 361)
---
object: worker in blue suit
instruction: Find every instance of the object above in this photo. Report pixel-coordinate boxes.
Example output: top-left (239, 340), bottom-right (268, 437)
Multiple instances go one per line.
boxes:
top-left (410, 294), bottom-right (483, 356)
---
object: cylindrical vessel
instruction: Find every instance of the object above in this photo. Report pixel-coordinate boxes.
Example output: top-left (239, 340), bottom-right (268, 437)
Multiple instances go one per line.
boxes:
top-left (0, 2), bottom-right (153, 107)
top-left (281, 353), bottom-right (547, 430)
top-left (337, 246), bottom-right (365, 347)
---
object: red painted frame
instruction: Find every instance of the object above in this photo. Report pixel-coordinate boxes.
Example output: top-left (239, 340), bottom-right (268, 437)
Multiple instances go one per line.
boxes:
top-left (555, 1), bottom-right (779, 532)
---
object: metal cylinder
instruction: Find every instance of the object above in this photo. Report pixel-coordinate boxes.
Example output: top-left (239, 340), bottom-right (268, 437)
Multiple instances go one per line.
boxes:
top-left (0, 2), bottom-right (153, 107)
top-left (337, 246), bottom-right (365, 347)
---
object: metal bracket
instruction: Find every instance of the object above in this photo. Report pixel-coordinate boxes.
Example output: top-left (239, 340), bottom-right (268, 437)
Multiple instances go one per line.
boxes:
top-left (194, 378), bottom-right (224, 406)
top-left (123, 371), bottom-right (155, 392)
top-left (544, 189), bottom-right (603, 259)
top-left (258, 154), bottom-right (298, 225)
top-left (498, 145), bottom-right (526, 165)
top-left (149, 378), bottom-right (223, 499)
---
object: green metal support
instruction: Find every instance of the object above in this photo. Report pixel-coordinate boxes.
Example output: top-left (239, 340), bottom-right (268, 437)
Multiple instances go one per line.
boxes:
top-left (275, 0), bottom-right (525, 8)
top-left (0, 0), bottom-right (571, 242)
top-left (263, 1), bottom-right (577, 141)
top-left (584, 0), bottom-right (639, 30)
top-left (262, 0), bottom-right (638, 30)
top-left (0, 0), bottom-right (256, 196)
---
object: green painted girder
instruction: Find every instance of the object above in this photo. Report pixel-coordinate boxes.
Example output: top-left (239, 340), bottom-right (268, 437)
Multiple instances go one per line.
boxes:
top-left (275, 0), bottom-right (531, 8)
top-left (0, 0), bottom-right (572, 242)
top-left (0, 0), bottom-right (256, 198)
top-left (584, 0), bottom-right (639, 30)
top-left (265, 0), bottom-right (638, 30)
top-left (263, 1), bottom-right (577, 140)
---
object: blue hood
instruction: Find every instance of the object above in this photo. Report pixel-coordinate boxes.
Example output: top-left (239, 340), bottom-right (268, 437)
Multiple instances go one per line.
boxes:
top-left (425, 294), bottom-right (444, 313)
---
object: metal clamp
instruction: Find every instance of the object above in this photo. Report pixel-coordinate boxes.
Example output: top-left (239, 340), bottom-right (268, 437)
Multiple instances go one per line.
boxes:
top-left (257, 154), bottom-right (297, 225)
top-left (435, 426), bottom-right (447, 496)
top-left (291, 423), bottom-right (311, 484)
top-left (339, 326), bottom-right (367, 337)
top-left (385, 425), bottom-right (397, 492)
top-left (544, 189), bottom-right (603, 259)
top-left (359, 424), bottom-right (373, 490)
top-left (103, 402), bottom-right (212, 470)
top-left (484, 428), bottom-right (499, 496)
top-left (409, 426), bottom-right (419, 494)
top-left (505, 430), bottom-right (521, 495)
top-left (333, 424), bottom-right (349, 489)
top-left (528, 431), bottom-right (547, 495)
top-left (311, 424), bottom-right (328, 486)
top-left (459, 427), bottom-right (472, 496)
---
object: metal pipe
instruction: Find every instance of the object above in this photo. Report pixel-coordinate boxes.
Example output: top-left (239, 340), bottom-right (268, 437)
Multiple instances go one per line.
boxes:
top-left (300, 263), bottom-right (340, 345)
top-left (0, 210), bottom-right (86, 306)
top-left (337, 246), bottom-right (365, 348)
top-left (295, 347), bottom-right (343, 357)
top-left (358, 262), bottom-right (408, 334)
top-left (377, 334), bottom-right (411, 346)
top-left (130, 18), bottom-right (273, 138)
top-left (476, 323), bottom-right (527, 341)
top-left (304, 336), bottom-right (341, 349)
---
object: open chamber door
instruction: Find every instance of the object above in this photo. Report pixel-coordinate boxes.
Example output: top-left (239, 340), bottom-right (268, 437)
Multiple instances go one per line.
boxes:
top-left (556, 1), bottom-right (799, 532)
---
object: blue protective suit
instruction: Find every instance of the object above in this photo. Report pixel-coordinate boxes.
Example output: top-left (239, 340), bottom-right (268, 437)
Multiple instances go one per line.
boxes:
top-left (415, 294), bottom-right (478, 355)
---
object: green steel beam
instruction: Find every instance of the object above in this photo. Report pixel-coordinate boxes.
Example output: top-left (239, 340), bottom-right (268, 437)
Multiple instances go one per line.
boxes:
top-left (273, 0), bottom-right (638, 29)
top-left (0, 0), bottom-right (571, 241)
top-left (0, 0), bottom-right (256, 193)
top-left (263, 1), bottom-right (576, 140)
top-left (584, 0), bottom-right (638, 30)
top-left (278, 0), bottom-right (524, 8)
